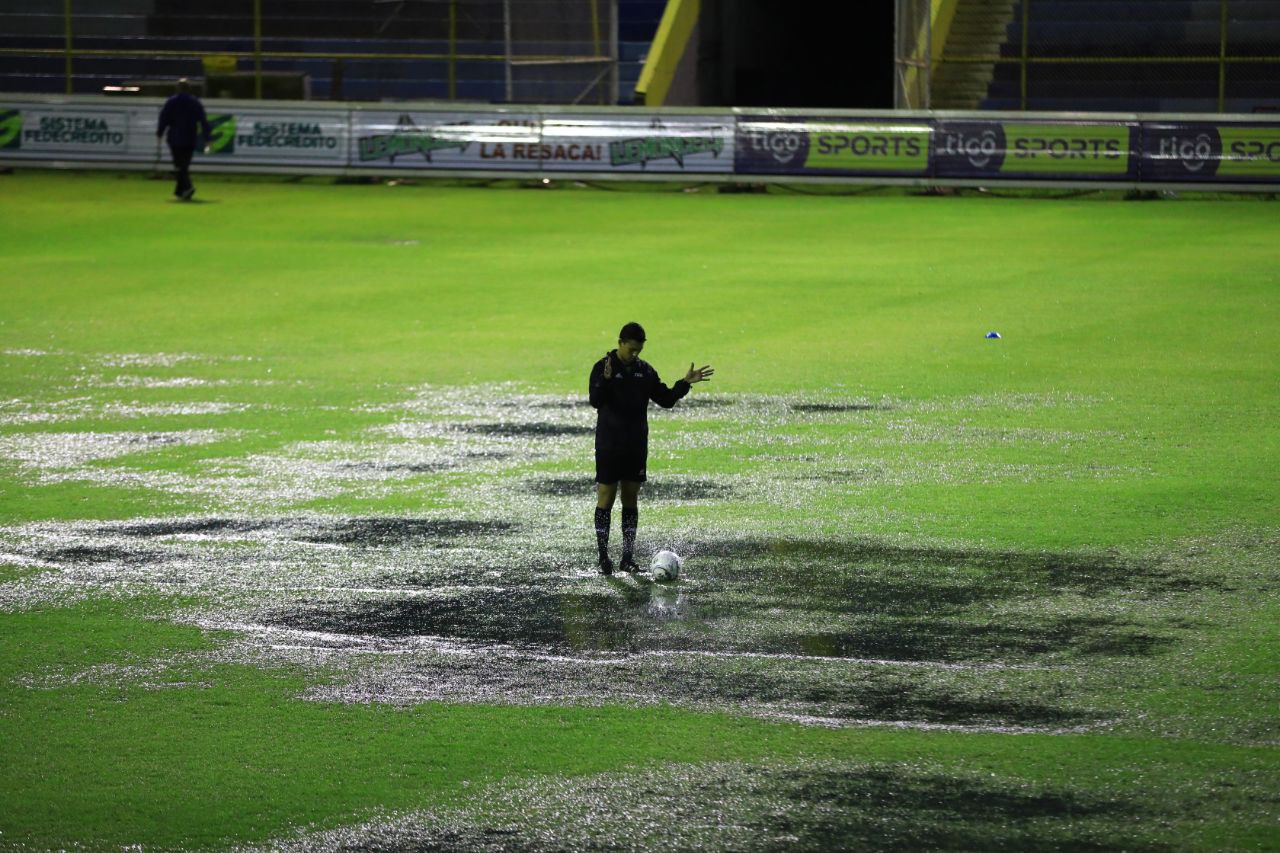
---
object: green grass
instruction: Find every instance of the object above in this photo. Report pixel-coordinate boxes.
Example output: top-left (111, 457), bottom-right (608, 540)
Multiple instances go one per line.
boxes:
top-left (1, 170), bottom-right (1277, 848)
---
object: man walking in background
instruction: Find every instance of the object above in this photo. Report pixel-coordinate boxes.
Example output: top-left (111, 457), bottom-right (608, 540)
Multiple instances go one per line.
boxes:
top-left (589, 322), bottom-right (714, 575)
top-left (156, 78), bottom-right (211, 201)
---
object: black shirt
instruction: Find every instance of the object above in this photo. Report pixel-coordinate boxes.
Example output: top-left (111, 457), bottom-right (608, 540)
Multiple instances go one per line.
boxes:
top-left (157, 93), bottom-right (211, 148)
top-left (588, 350), bottom-right (689, 449)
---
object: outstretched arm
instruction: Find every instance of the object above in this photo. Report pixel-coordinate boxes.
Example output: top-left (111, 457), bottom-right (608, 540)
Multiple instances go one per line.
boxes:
top-left (650, 361), bottom-right (713, 409)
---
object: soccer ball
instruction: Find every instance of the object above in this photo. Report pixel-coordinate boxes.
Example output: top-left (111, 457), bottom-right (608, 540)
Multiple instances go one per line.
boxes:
top-left (650, 549), bottom-right (683, 582)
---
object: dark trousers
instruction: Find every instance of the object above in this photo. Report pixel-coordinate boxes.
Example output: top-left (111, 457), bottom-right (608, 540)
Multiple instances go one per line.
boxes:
top-left (169, 144), bottom-right (194, 196)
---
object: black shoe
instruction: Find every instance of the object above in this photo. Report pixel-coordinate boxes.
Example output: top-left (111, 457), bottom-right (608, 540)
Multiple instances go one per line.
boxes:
top-left (619, 557), bottom-right (640, 573)
top-left (180, 187), bottom-right (195, 201)
top-left (598, 556), bottom-right (614, 576)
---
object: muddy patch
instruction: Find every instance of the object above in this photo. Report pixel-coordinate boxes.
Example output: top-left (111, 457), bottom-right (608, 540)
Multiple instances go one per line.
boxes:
top-left (334, 461), bottom-right (452, 474)
top-left (37, 545), bottom-right (163, 565)
top-left (108, 518), bottom-right (273, 537)
top-left (525, 476), bottom-right (731, 500)
top-left (456, 422), bottom-right (592, 438)
top-left (689, 538), bottom-right (1221, 603)
top-left (764, 617), bottom-right (1177, 662)
top-left (297, 518), bottom-right (515, 547)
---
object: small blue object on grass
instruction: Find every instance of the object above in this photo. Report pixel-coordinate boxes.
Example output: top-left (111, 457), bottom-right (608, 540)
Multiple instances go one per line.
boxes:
top-left (985, 331), bottom-right (1001, 339)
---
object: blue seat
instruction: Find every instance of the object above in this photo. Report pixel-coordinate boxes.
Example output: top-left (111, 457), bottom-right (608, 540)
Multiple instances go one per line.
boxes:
top-left (989, 0), bottom-right (1280, 112)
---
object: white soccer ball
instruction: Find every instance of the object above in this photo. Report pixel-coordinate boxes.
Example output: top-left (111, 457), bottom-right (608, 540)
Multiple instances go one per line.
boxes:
top-left (650, 549), bottom-right (683, 582)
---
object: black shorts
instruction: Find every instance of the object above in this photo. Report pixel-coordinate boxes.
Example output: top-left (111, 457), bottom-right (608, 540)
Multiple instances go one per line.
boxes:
top-left (595, 445), bottom-right (647, 484)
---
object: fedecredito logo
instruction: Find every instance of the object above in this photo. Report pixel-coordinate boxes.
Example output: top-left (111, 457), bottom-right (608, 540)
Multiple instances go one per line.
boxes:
top-left (1000, 122), bottom-right (1134, 177)
top-left (0, 108), bottom-right (20, 149)
top-left (933, 121), bottom-right (1007, 176)
top-left (205, 114), bottom-right (236, 154)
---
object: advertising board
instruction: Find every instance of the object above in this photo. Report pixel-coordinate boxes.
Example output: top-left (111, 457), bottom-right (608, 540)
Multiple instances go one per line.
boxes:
top-left (1143, 122), bottom-right (1280, 182)
top-left (349, 111), bottom-right (541, 171)
top-left (200, 109), bottom-right (347, 166)
top-left (736, 116), bottom-right (931, 177)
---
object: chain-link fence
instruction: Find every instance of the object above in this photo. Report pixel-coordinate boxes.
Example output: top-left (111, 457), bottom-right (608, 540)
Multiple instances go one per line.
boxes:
top-left (0, 0), bottom-right (618, 104)
top-left (897, 0), bottom-right (1280, 113)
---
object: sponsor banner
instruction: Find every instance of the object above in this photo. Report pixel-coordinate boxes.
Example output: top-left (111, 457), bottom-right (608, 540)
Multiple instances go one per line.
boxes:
top-left (199, 109), bottom-right (347, 165)
top-left (935, 120), bottom-right (1137, 180)
top-left (1142, 123), bottom-right (1221, 180)
top-left (1218, 125), bottom-right (1280, 179)
top-left (0, 104), bottom-right (130, 157)
top-left (996, 122), bottom-right (1136, 179)
top-left (1143, 122), bottom-right (1280, 181)
top-left (539, 115), bottom-right (733, 173)
top-left (736, 117), bottom-right (930, 176)
top-left (350, 111), bottom-right (541, 171)
top-left (933, 121), bottom-right (1006, 176)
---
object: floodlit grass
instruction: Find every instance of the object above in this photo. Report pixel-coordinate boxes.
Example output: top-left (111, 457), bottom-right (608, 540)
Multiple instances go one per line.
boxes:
top-left (0, 170), bottom-right (1277, 848)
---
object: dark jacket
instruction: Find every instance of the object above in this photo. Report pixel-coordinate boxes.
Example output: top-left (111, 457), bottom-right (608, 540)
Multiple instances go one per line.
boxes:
top-left (589, 350), bottom-right (689, 450)
top-left (157, 93), bottom-right (211, 148)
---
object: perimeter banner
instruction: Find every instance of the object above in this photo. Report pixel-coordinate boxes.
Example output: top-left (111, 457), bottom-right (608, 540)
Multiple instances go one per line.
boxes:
top-left (0, 103), bottom-right (134, 159)
top-left (1143, 122), bottom-right (1280, 182)
top-left (351, 111), bottom-right (543, 171)
top-left (736, 116), bottom-right (931, 177)
top-left (3, 98), bottom-right (1279, 187)
top-left (199, 109), bottom-right (347, 165)
top-left (540, 114), bottom-right (733, 173)
top-left (350, 111), bottom-right (733, 173)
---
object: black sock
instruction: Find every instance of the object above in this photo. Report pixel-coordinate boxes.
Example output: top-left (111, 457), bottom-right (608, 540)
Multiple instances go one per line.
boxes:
top-left (621, 506), bottom-right (638, 562)
top-left (594, 506), bottom-right (611, 561)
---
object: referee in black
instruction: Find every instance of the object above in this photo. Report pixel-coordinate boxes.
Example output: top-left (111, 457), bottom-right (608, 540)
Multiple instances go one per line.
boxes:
top-left (589, 322), bottom-right (713, 575)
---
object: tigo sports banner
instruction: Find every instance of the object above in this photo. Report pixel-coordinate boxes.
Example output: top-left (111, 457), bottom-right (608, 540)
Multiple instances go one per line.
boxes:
top-left (933, 120), bottom-right (1138, 181)
top-left (736, 116), bottom-right (931, 177)
top-left (1143, 122), bottom-right (1280, 182)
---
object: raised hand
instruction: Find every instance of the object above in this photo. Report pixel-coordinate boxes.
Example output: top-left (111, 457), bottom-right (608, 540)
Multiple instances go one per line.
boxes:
top-left (685, 363), bottom-right (714, 384)
top-left (603, 354), bottom-right (613, 379)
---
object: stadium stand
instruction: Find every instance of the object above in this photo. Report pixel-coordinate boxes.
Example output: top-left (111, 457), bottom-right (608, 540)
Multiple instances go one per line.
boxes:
top-left (981, 0), bottom-right (1280, 112)
top-left (0, 0), bottom-right (664, 103)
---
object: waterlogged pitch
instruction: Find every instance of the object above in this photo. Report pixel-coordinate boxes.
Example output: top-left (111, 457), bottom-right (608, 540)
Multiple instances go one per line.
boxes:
top-left (0, 171), bottom-right (1277, 849)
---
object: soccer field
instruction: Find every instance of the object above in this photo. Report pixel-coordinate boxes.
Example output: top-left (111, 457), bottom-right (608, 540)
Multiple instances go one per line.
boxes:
top-left (1, 169), bottom-right (1277, 849)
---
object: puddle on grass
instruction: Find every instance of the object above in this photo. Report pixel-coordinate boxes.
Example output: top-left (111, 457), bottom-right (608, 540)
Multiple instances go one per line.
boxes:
top-left (255, 759), bottom-right (1159, 852)
top-left (0, 376), bottom-right (1247, 733)
top-left (4, 513), bottom-right (1212, 729)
